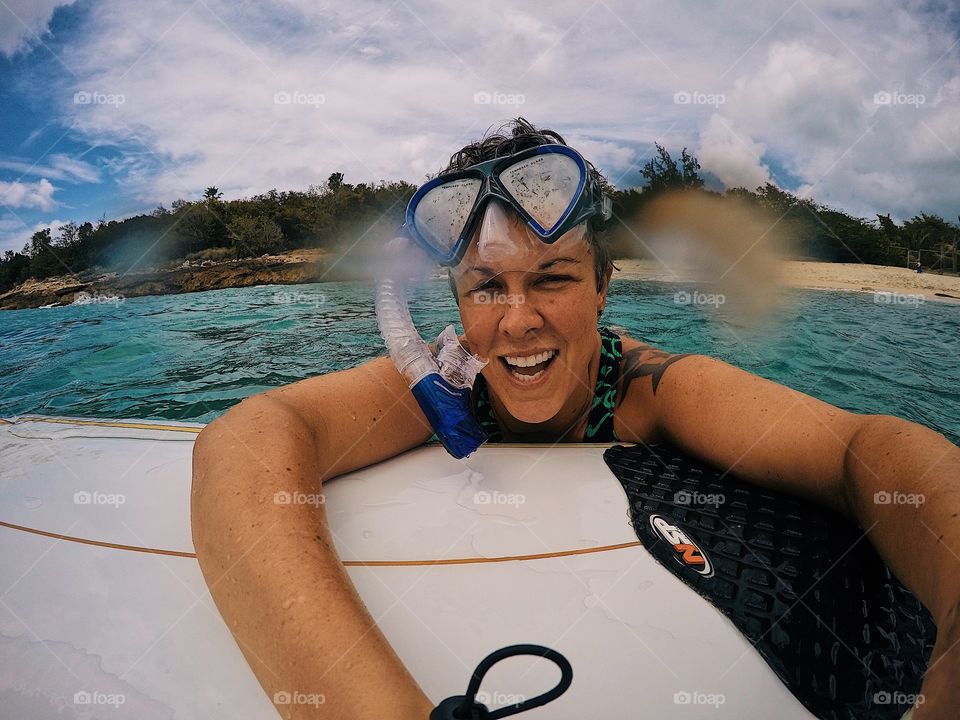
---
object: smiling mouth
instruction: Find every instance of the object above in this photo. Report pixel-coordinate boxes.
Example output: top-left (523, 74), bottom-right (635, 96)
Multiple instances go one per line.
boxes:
top-left (499, 349), bottom-right (558, 384)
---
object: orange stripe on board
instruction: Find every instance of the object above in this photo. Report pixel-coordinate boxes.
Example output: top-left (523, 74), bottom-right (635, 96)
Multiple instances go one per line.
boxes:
top-left (0, 520), bottom-right (197, 558)
top-left (13, 417), bottom-right (203, 433)
top-left (345, 542), bottom-right (643, 566)
top-left (0, 519), bottom-right (641, 565)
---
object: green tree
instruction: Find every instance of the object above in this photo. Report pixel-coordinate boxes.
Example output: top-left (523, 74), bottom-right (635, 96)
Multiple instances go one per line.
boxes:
top-left (326, 172), bottom-right (345, 194)
top-left (902, 214), bottom-right (956, 251)
top-left (203, 187), bottom-right (223, 203)
top-left (640, 144), bottom-right (704, 194)
top-left (227, 215), bottom-right (285, 257)
top-left (27, 228), bottom-right (66, 278)
top-left (56, 222), bottom-right (79, 248)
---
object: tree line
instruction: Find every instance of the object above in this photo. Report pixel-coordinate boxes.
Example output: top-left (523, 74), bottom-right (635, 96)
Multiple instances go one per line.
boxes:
top-left (610, 144), bottom-right (959, 268)
top-left (2, 149), bottom-right (957, 293)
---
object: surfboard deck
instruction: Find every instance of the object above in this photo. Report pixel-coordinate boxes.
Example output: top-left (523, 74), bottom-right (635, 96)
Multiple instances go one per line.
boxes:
top-left (0, 415), bottom-right (816, 718)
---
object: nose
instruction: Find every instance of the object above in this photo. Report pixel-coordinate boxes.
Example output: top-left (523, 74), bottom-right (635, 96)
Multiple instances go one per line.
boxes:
top-left (498, 290), bottom-right (544, 338)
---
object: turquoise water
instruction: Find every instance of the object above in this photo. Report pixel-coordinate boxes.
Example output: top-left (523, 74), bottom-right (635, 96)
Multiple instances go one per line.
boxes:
top-left (1, 281), bottom-right (957, 444)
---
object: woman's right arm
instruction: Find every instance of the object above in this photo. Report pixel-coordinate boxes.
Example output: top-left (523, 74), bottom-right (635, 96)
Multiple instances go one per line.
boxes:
top-left (191, 356), bottom-right (435, 719)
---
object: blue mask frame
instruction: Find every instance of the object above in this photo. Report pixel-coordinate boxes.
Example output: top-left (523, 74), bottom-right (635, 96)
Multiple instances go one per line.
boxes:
top-left (404, 144), bottom-right (612, 267)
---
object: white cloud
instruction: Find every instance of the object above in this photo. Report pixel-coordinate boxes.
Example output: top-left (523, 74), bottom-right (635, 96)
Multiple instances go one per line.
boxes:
top-left (696, 115), bottom-right (772, 191)
top-left (0, 215), bottom-right (68, 254)
top-left (0, 0), bottom-right (75, 57)
top-left (21, 0), bottom-right (956, 223)
top-left (0, 178), bottom-right (57, 210)
top-left (0, 154), bottom-right (101, 183)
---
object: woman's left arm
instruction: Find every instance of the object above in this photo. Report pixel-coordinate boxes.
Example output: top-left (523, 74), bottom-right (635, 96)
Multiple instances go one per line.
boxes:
top-left (626, 350), bottom-right (960, 719)
top-left (842, 415), bottom-right (960, 720)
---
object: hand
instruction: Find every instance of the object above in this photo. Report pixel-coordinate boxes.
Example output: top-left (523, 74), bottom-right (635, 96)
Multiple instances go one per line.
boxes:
top-left (912, 600), bottom-right (960, 719)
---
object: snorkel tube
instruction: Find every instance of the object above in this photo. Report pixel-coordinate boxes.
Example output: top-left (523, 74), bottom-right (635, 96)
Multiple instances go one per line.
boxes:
top-left (375, 236), bottom-right (488, 459)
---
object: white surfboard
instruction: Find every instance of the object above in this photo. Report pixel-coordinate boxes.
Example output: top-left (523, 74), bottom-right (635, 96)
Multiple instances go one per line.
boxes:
top-left (0, 415), bottom-right (816, 718)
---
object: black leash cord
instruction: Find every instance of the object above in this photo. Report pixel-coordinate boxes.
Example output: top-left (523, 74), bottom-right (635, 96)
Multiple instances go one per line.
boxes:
top-left (430, 644), bottom-right (573, 719)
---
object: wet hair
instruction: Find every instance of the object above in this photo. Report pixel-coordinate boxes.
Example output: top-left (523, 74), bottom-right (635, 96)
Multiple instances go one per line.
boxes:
top-left (440, 118), bottom-right (614, 296)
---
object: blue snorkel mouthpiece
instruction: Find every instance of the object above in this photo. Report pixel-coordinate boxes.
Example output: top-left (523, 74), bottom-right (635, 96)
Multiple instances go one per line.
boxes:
top-left (408, 369), bottom-right (486, 460)
top-left (375, 236), bottom-right (488, 459)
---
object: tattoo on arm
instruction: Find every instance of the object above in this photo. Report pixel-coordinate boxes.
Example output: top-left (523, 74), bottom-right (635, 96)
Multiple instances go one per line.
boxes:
top-left (617, 346), bottom-right (691, 404)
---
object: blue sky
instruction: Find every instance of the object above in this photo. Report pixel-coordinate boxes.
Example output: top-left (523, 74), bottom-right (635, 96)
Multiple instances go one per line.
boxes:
top-left (1, 0), bottom-right (958, 254)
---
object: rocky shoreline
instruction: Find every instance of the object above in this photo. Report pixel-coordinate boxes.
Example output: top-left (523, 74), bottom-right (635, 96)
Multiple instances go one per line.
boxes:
top-left (4, 254), bottom-right (959, 311)
top-left (0, 250), bottom-right (334, 311)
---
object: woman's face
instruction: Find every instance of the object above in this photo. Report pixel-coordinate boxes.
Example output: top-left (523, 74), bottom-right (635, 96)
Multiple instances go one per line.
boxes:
top-left (452, 207), bottom-right (609, 426)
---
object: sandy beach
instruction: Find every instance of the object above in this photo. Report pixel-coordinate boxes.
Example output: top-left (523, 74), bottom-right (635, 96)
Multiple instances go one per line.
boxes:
top-left (612, 259), bottom-right (960, 304)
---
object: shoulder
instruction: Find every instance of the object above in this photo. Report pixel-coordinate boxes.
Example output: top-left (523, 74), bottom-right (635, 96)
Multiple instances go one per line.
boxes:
top-left (618, 335), bottom-right (701, 391)
top-left (610, 331), bottom-right (708, 443)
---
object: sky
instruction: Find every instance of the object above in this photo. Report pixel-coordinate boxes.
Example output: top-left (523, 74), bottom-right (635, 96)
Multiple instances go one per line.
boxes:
top-left (0, 0), bottom-right (958, 254)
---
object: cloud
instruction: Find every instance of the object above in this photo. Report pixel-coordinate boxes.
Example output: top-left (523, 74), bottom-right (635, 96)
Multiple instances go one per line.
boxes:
top-left (0, 214), bottom-right (68, 254)
top-left (0, 154), bottom-right (101, 183)
top-left (11, 0), bottom-right (954, 224)
top-left (696, 115), bottom-right (772, 191)
top-left (0, 178), bottom-right (57, 210)
top-left (0, 0), bottom-right (76, 57)
top-left (712, 25), bottom-right (960, 220)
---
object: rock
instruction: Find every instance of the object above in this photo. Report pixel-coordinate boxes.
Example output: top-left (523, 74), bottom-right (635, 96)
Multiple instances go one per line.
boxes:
top-left (0, 251), bottom-right (332, 310)
top-left (55, 284), bottom-right (89, 297)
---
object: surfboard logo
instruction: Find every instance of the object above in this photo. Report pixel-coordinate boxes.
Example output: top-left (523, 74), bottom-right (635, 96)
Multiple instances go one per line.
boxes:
top-left (649, 515), bottom-right (714, 577)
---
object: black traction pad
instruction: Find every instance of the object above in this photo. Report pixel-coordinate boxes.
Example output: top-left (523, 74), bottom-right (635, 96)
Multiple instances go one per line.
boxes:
top-left (603, 443), bottom-right (934, 720)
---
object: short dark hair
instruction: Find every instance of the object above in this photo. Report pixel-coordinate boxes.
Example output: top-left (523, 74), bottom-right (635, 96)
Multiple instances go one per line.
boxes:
top-left (440, 118), bottom-right (614, 293)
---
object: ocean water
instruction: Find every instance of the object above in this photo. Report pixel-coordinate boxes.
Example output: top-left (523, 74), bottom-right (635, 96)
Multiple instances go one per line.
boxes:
top-left (1, 280), bottom-right (958, 444)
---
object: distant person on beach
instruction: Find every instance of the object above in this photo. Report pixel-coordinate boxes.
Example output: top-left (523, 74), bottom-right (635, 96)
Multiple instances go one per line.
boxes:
top-left (192, 118), bottom-right (960, 720)
top-left (916, 261), bottom-right (923, 273)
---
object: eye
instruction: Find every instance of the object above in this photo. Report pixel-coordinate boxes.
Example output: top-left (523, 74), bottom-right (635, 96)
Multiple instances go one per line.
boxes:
top-left (470, 278), bottom-right (501, 293)
top-left (535, 274), bottom-right (573, 286)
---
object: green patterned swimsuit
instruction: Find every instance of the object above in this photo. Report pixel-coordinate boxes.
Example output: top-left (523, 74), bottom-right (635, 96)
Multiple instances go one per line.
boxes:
top-left (472, 326), bottom-right (622, 443)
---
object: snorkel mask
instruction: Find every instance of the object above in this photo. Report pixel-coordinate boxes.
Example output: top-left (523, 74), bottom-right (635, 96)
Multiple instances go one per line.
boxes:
top-left (376, 143), bottom-right (611, 459)
top-left (406, 144), bottom-right (612, 266)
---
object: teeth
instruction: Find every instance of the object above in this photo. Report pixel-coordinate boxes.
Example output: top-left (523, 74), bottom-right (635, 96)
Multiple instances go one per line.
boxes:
top-left (511, 367), bottom-right (546, 383)
top-left (504, 350), bottom-right (556, 367)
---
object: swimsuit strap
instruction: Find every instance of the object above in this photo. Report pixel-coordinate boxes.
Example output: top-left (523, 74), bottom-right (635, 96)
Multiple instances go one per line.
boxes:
top-left (473, 373), bottom-right (503, 442)
top-left (472, 326), bottom-right (622, 443)
top-left (584, 326), bottom-right (622, 442)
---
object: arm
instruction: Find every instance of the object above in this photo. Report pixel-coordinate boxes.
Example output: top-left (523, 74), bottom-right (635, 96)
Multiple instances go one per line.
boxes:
top-left (621, 347), bottom-right (960, 718)
top-left (191, 356), bottom-right (435, 719)
top-left (843, 417), bottom-right (960, 720)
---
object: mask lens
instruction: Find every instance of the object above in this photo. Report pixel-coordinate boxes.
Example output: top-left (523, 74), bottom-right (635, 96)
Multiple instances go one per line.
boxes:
top-left (498, 153), bottom-right (584, 233)
top-left (412, 177), bottom-right (483, 256)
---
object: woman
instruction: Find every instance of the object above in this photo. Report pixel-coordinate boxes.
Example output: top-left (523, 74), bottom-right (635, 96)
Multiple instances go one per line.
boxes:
top-left (192, 120), bottom-right (960, 719)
